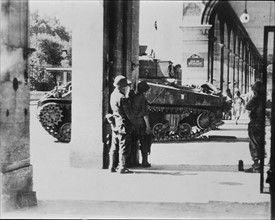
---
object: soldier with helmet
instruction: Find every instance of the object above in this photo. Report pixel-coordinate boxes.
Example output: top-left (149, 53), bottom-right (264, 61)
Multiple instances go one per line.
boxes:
top-left (245, 81), bottom-right (265, 173)
top-left (108, 75), bottom-right (133, 174)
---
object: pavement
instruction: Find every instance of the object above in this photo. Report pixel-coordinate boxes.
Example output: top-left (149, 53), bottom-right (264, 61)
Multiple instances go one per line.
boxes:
top-left (1, 110), bottom-right (272, 219)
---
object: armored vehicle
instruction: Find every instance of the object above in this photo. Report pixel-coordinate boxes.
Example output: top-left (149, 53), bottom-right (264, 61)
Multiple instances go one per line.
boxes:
top-left (37, 82), bottom-right (72, 142)
top-left (139, 57), bottom-right (224, 142)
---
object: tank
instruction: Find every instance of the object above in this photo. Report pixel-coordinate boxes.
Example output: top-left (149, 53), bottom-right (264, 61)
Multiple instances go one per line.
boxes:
top-left (139, 57), bottom-right (224, 142)
top-left (36, 82), bottom-right (72, 142)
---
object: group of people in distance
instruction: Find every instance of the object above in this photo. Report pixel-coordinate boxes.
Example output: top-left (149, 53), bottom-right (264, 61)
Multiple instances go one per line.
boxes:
top-left (107, 75), bottom-right (152, 174)
top-left (107, 75), bottom-right (266, 174)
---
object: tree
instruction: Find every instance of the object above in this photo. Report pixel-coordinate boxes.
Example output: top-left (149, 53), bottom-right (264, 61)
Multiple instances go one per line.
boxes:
top-left (29, 11), bottom-right (72, 91)
top-left (30, 11), bottom-right (71, 42)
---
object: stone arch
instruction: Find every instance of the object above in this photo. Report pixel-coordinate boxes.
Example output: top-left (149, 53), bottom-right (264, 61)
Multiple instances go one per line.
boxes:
top-left (202, 0), bottom-right (263, 93)
top-left (201, 0), bottom-right (219, 25)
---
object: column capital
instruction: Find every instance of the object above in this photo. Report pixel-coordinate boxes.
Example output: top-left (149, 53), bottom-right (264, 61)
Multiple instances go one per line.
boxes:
top-left (214, 42), bottom-right (224, 48)
top-left (209, 36), bottom-right (217, 42)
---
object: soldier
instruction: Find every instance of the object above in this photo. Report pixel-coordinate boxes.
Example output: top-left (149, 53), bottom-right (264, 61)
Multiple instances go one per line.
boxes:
top-left (109, 75), bottom-right (133, 174)
top-left (131, 81), bottom-right (152, 167)
top-left (245, 81), bottom-right (265, 173)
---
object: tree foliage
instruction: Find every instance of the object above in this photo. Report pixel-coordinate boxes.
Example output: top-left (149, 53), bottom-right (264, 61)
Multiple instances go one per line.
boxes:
top-left (29, 10), bottom-right (72, 91)
top-left (30, 10), bottom-right (71, 41)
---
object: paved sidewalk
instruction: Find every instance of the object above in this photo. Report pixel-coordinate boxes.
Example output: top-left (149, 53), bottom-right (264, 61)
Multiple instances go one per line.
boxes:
top-left (2, 115), bottom-right (271, 219)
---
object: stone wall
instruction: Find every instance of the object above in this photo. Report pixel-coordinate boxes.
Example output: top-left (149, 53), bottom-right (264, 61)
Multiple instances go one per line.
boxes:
top-left (1, 0), bottom-right (37, 210)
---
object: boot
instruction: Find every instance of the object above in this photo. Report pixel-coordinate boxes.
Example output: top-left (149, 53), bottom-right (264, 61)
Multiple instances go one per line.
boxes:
top-left (109, 154), bottom-right (117, 172)
top-left (245, 160), bottom-right (260, 173)
top-left (141, 153), bottom-right (151, 167)
top-left (118, 155), bottom-right (133, 174)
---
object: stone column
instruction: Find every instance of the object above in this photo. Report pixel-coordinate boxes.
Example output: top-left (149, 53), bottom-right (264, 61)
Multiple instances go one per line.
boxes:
top-left (223, 47), bottom-right (230, 91)
top-left (179, 2), bottom-right (211, 85)
top-left (70, 1), bottom-right (140, 169)
top-left (248, 65), bottom-right (252, 88)
top-left (213, 42), bottom-right (224, 90)
top-left (234, 55), bottom-right (240, 95)
top-left (179, 25), bottom-right (212, 85)
top-left (238, 58), bottom-right (243, 94)
top-left (241, 60), bottom-right (247, 94)
top-left (1, 0), bottom-right (37, 210)
top-left (125, 0), bottom-right (140, 88)
top-left (69, 1), bottom-right (104, 168)
top-left (228, 52), bottom-right (235, 92)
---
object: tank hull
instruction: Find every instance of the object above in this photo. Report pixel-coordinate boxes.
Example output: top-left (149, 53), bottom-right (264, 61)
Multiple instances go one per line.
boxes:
top-left (139, 58), bottom-right (224, 142)
top-left (36, 82), bottom-right (72, 142)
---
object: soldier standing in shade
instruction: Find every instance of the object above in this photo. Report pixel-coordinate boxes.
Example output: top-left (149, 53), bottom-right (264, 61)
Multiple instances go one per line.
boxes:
top-left (131, 81), bottom-right (152, 167)
top-left (109, 75), bottom-right (133, 174)
top-left (245, 81), bottom-right (265, 173)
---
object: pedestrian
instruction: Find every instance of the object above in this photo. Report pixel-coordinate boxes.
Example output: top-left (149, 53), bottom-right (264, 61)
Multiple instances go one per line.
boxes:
top-left (109, 75), bottom-right (133, 174)
top-left (131, 81), bottom-right (152, 167)
top-left (224, 88), bottom-right (233, 120)
top-left (233, 91), bottom-right (245, 125)
top-left (245, 81), bottom-right (265, 173)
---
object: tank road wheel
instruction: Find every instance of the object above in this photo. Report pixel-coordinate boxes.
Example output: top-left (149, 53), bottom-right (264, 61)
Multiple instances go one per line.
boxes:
top-left (38, 103), bottom-right (63, 127)
top-left (197, 113), bottom-right (211, 129)
top-left (152, 123), bottom-right (168, 139)
top-left (59, 123), bottom-right (71, 142)
top-left (177, 123), bottom-right (192, 137)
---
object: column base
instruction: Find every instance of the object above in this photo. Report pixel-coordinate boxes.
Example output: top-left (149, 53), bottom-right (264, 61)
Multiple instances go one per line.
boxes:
top-left (1, 166), bottom-right (37, 211)
top-left (2, 191), bottom-right (37, 211)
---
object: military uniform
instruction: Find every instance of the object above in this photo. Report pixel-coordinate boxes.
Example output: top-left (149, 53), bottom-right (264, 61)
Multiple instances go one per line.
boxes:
top-left (131, 81), bottom-right (152, 167)
top-left (109, 76), bottom-right (133, 173)
top-left (245, 82), bottom-right (265, 173)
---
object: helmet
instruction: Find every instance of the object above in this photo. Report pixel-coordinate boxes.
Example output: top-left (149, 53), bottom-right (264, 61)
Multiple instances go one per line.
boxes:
top-left (113, 75), bottom-right (131, 88)
top-left (252, 81), bottom-right (264, 96)
top-left (137, 81), bottom-right (150, 93)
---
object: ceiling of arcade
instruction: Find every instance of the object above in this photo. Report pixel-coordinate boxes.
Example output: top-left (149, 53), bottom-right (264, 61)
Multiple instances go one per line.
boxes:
top-left (228, 1), bottom-right (275, 59)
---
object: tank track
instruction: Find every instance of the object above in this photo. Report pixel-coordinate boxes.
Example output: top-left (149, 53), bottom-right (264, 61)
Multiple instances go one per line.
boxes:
top-left (37, 102), bottom-right (71, 142)
top-left (149, 105), bottom-right (223, 143)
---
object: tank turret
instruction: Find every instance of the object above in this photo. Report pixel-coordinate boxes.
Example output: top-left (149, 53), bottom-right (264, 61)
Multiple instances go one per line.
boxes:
top-left (36, 82), bottom-right (72, 142)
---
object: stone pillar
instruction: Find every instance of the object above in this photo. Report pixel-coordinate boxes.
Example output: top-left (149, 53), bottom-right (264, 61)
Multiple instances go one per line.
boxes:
top-left (244, 60), bottom-right (247, 94)
top-left (223, 47), bottom-right (230, 91)
top-left (228, 52), bottom-right (235, 93)
top-left (234, 55), bottom-right (240, 94)
top-left (213, 42), bottom-right (224, 90)
top-left (245, 62), bottom-right (249, 93)
top-left (238, 58), bottom-right (243, 94)
top-left (70, 1), bottom-right (104, 168)
top-left (69, 1), bottom-right (140, 169)
top-left (179, 25), bottom-right (211, 85)
top-left (125, 0), bottom-right (140, 88)
top-left (1, 0), bottom-right (37, 210)
top-left (179, 2), bottom-right (211, 85)
top-left (248, 65), bottom-right (252, 88)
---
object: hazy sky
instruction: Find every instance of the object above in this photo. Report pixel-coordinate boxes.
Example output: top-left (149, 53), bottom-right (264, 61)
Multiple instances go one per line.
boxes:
top-left (29, 0), bottom-right (184, 63)
top-left (29, 0), bottom-right (74, 30)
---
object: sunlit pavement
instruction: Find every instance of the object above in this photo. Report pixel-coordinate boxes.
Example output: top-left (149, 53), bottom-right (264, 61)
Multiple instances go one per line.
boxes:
top-left (2, 104), bottom-right (271, 219)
